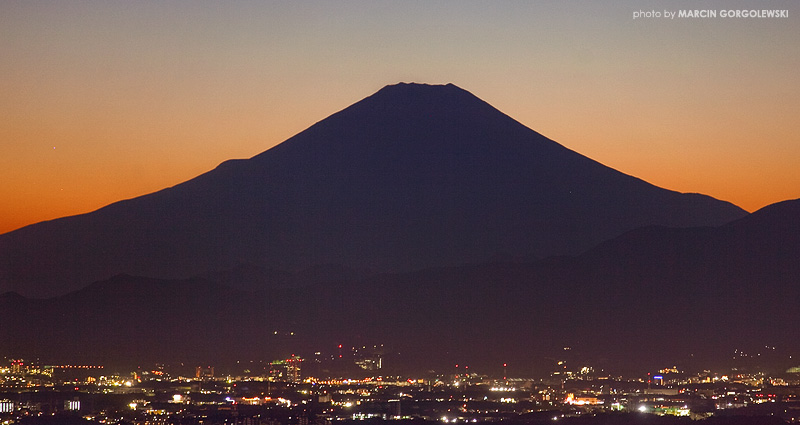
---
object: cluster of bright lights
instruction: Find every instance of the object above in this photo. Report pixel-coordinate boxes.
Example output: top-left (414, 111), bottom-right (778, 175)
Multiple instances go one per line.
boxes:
top-left (316, 377), bottom-right (380, 385)
top-left (565, 393), bottom-right (603, 406)
top-left (352, 413), bottom-right (382, 420)
top-left (49, 365), bottom-right (104, 369)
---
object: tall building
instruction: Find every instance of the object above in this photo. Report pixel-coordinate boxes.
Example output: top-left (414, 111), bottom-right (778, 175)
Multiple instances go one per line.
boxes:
top-left (269, 355), bottom-right (303, 382)
top-left (64, 398), bottom-right (80, 411)
top-left (354, 345), bottom-right (384, 371)
top-left (195, 366), bottom-right (214, 379)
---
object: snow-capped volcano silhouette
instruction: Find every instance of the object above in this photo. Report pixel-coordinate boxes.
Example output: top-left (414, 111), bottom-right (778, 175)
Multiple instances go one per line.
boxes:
top-left (0, 83), bottom-right (746, 297)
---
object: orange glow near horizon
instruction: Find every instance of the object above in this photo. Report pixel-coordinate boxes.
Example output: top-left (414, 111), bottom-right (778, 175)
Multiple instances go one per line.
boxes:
top-left (1, 2), bottom-right (798, 234)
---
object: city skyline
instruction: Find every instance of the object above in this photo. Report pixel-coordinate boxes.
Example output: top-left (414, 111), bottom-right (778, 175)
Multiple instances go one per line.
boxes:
top-left (2, 354), bottom-right (799, 424)
top-left (2, 0), bottom-right (799, 234)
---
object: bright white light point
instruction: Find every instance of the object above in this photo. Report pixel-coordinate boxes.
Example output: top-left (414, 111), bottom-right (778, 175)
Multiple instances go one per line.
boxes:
top-left (638, 405), bottom-right (647, 412)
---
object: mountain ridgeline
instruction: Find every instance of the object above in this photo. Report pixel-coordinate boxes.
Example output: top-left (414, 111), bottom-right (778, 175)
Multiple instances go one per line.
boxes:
top-left (1, 199), bottom-right (797, 374)
top-left (0, 83), bottom-right (746, 297)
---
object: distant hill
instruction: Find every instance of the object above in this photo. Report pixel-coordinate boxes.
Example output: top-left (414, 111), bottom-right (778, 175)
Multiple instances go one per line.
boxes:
top-left (2, 200), bottom-right (795, 374)
top-left (0, 82), bottom-right (746, 297)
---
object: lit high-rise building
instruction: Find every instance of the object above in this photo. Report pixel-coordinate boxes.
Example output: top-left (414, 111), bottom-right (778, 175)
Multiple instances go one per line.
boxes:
top-left (269, 355), bottom-right (303, 382)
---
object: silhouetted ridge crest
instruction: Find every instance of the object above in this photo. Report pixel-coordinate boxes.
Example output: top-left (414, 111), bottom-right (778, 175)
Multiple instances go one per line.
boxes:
top-left (0, 291), bottom-right (24, 300)
top-left (361, 82), bottom-right (506, 120)
top-left (369, 82), bottom-right (472, 101)
top-left (725, 198), bottom-right (800, 229)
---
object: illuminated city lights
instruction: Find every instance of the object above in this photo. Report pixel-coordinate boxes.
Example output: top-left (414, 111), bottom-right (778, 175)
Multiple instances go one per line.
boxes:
top-left (0, 356), bottom-right (799, 424)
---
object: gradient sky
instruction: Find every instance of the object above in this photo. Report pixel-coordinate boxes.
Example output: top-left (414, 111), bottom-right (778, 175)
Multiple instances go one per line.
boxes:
top-left (1, 0), bottom-right (798, 234)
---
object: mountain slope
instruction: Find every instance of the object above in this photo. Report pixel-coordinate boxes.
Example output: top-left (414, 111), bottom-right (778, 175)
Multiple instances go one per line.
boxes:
top-left (1, 199), bottom-right (796, 373)
top-left (0, 83), bottom-right (746, 297)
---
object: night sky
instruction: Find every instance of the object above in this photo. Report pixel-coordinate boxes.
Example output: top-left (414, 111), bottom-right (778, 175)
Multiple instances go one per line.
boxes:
top-left (1, 0), bottom-right (798, 234)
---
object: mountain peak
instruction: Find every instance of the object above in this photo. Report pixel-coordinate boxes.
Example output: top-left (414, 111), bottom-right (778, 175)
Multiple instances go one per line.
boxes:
top-left (365, 82), bottom-right (480, 107)
top-left (377, 81), bottom-right (460, 92)
top-left (256, 81), bottom-right (511, 161)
